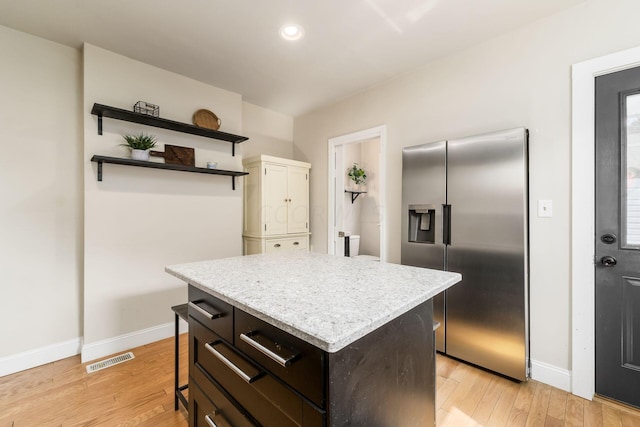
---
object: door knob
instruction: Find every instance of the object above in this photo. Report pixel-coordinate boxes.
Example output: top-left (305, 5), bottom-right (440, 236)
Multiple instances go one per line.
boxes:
top-left (601, 256), bottom-right (617, 267)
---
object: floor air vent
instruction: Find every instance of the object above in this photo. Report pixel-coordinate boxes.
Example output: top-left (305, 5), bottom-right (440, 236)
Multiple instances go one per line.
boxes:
top-left (86, 352), bottom-right (135, 373)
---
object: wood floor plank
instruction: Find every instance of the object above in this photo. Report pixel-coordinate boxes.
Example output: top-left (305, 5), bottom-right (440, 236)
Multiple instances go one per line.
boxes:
top-left (547, 387), bottom-right (568, 420)
top-left (486, 380), bottom-right (521, 427)
top-left (456, 369), bottom-right (493, 417)
top-left (4, 342), bottom-right (640, 427)
top-left (441, 363), bottom-right (481, 413)
top-left (544, 414), bottom-right (565, 427)
top-left (437, 377), bottom-right (460, 409)
top-left (439, 405), bottom-right (477, 427)
top-left (525, 383), bottom-right (552, 426)
top-left (506, 379), bottom-right (539, 427)
top-left (621, 411), bottom-right (640, 427)
top-left (583, 399), bottom-right (603, 427)
top-left (471, 376), bottom-right (509, 425)
top-left (437, 374), bottom-right (446, 390)
top-left (566, 393), bottom-right (586, 427)
top-left (507, 407), bottom-right (529, 427)
top-left (603, 404), bottom-right (624, 427)
top-left (0, 336), bottom-right (188, 427)
top-left (513, 379), bottom-right (539, 413)
top-left (437, 354), bottom-right (459, 379)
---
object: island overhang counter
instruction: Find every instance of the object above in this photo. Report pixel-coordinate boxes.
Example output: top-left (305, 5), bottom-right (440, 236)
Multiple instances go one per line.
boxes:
top-left (166, 251), bottom-right (461, 427)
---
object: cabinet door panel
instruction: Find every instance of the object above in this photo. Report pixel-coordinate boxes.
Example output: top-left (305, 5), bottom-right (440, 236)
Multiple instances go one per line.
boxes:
top-left (264, 164), bottom-right (288, 236)
top-left (288, 166), bottom-right (309, 234)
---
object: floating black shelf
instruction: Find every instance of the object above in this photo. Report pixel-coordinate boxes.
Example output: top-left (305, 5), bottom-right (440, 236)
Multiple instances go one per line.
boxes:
top-left (345, 190), bottom-right (367, 203)
top-left (90, 155), bottom-right (248, 190)
top-left (91, 103), bottom-right (249, 156)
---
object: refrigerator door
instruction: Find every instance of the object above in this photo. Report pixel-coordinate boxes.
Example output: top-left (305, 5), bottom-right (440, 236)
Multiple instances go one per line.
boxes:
top-left (446, 128), bottom-right (529, 380)
top-left (401, 141), bottom-right (447, 351)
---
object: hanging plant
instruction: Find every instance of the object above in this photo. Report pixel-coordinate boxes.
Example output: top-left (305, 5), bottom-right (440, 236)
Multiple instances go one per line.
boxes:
top-left (348, 163), bottom-right (367, 185)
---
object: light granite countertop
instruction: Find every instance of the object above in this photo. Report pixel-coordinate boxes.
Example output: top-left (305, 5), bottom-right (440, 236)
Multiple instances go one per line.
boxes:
top-left (166, 252), bottom-right (461, 353)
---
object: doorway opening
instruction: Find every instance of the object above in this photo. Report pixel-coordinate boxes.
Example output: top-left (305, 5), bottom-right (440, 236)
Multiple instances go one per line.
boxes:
top-left (327, 126), bottom-right (387, 261)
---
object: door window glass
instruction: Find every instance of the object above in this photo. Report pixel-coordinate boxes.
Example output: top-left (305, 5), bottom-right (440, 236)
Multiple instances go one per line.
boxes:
top-left (623, 92), bottom-right (640, 247)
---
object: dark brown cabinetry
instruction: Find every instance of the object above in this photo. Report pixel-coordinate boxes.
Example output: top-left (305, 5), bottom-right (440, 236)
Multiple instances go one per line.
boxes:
top-left (188, 285), bottom-right (435, 427)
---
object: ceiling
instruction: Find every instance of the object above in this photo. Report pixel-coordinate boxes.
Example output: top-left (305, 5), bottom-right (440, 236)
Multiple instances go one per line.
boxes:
top-left (0, 0), bottom-right (584, 117)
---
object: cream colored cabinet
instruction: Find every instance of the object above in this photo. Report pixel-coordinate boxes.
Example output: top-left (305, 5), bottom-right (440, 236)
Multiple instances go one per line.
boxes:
top-left (243, 155), bottom-right (311, 255)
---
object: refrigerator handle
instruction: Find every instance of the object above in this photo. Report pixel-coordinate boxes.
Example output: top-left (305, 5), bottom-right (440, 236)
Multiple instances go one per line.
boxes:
top-left (443, 204), bottom-right (451, 245)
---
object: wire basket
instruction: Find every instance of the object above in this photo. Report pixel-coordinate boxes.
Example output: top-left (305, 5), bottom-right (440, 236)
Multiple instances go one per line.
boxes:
top-left (133, 101), bottom-right (159, 117)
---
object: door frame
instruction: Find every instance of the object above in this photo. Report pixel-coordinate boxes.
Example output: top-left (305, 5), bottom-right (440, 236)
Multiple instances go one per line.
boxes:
top-left (327, 125), bottom-right (387, 261)
top-left (572, 45), bottom-right (640, 400)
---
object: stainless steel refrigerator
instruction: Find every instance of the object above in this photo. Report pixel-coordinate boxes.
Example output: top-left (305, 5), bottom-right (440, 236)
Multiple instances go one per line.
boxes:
top-left (401, 127), bottom-right (529, 381)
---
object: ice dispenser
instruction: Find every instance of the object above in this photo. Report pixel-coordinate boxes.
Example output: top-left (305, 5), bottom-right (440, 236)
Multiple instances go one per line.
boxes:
top-left (408, 204), bottom-right (436, 243)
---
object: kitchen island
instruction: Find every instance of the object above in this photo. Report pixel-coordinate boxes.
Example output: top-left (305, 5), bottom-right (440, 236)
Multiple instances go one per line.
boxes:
top-left (167, 251), bottom-right (461, 427)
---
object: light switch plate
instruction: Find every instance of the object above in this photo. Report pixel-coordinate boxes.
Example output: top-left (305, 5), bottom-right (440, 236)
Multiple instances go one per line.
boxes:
top-left (538, 200), bottom-right (553, 217)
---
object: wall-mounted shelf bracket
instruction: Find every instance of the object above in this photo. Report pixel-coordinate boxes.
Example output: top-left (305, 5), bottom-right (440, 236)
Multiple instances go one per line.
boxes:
top-left (345, 190), bottom-right (367, 204)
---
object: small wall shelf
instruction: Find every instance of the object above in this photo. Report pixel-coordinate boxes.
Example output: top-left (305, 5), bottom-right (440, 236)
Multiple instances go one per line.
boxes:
top-left (91, 155), bottom-right (248, 190)
top-left (91, 103), bottom-right (249, 156)
top-left (345, 190), bottom-right (367, 203)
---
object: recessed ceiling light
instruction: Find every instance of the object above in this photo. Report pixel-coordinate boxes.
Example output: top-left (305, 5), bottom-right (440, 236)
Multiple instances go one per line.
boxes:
top-left (280, 24), bottom-right (304, 41)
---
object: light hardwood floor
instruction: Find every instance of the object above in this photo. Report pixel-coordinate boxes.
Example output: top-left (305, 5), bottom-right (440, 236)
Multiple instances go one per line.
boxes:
top-left (436, 355), bottom-right (640, 427)
top-left (2, 336), bottom-right (640, 426)
top-left (0, 336), bottom-right (189, 426)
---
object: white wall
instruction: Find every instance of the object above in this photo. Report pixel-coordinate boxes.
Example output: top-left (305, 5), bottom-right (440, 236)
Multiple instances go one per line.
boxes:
top-left (0, 29), bottom-right (295, 373)
top-left (82, 44), bottom-right (247, 360)
top-left (359, 139), bottom-right (380, 257)
top-left (343, 144), bottom-right (362, 236)
top-left (293, 0), bottom-right (640, 383)
top-left (0, 26), bottom-right (82, 369)
top-left (242, 102), bottom-right (294, 159)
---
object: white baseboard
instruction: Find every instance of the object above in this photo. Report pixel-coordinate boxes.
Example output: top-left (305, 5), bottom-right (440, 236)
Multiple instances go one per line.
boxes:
top-left (0, 337), bottom-right (82, 378)
top-left (0, 319), bottom-right (189, 377)
top-left (531, 359), bottom-right (571, 392)
top-left (81, 318), bottom-right (188, 363)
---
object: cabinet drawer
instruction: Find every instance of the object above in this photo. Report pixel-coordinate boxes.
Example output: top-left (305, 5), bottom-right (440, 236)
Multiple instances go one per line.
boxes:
top-left (192, 320), bottom-right (304, 427)
top-left (189, 286), bottom-right (234, 343)
top-left (265, 237), bottom-right (308, 253)
top-left (190, 377), bottom-right (256, 427)
top-left (235, 309), bottom-right (325, 408)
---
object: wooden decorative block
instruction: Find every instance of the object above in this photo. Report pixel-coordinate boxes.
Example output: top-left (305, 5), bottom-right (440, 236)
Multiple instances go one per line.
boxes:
top-left (150, 144), bottom-right (195, 166)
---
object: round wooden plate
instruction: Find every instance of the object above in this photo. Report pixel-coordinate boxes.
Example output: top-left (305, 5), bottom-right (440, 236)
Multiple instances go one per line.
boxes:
top-left (192, 109), bottom-right (221, 130)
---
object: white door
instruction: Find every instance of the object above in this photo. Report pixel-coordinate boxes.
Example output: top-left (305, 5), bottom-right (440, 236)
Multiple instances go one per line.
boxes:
top-left (333, 146), bottom-right (345, 255)
top-left (287, 166), bottom-right (309, 234)
top-left (264, 163), bottom-right (288, 236)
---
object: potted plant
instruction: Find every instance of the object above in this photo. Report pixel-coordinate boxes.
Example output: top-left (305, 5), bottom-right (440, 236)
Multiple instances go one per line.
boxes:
top-left (121, 133), bottom-right (157, 161)
top-left (347, 163), bottom-right (367, 190)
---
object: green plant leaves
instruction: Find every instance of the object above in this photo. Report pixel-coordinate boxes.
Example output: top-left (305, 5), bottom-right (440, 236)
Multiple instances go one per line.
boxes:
top-left (348, 163), bottom-right (366, 185)
top-left (120, 133), bottom-right (158, 150)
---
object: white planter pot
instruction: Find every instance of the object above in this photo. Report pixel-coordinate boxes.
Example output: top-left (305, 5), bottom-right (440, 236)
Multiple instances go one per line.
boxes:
top-left (131, 149), bottom-right (150, 161)
top-left (348, 183), bottom-right (366, 192)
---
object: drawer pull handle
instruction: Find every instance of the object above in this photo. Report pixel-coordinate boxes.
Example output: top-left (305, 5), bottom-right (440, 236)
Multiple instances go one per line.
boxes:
top-left (204, 412), bottom-right (218, 427)
top-left (205, 412), bottom-right (232, 427)
top-left (293, 241), bottom-right (300, 245)
top-left (189, 301), bottom-right (223, 320)
top-left (205, 342), bottom-right (261, 383)
top-left (240, 332), bottom-right (299, 367)
top-left (274, 243), bottom-right (281, 248)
